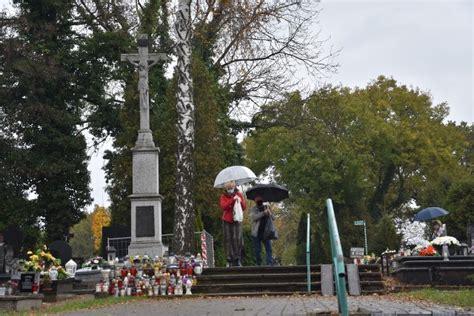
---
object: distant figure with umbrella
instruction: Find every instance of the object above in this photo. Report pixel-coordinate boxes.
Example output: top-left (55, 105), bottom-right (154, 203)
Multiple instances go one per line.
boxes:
top-left (431, 219), bottom-right (447, 240)
top-left (219, 180), bottom-right (247, 267)
top-left (249, 196), bottom-right (274, 266)
top-left (246, 183), bottom-right (289, 266)
top-left (414, 206), bottom-right (449, 240)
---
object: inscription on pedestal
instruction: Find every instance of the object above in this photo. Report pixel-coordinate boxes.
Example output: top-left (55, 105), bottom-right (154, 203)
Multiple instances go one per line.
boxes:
top-left (136, 206), bottom-right (155, 237)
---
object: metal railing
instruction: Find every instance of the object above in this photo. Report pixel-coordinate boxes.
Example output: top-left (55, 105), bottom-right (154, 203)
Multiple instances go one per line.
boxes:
top-left (107, 237), bottom-right (131, 259)
top-left (326, 198), bottom-right (349, 315)
top-left (107, 230), bottom-right (215, 267)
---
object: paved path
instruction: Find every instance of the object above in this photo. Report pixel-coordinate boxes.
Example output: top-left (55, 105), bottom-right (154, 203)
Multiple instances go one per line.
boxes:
top-left (63, 295), bottom-right (474, 316)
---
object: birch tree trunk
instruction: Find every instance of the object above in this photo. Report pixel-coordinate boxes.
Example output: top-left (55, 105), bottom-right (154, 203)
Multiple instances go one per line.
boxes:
top-left (173, 0), bottom-right (196, 254)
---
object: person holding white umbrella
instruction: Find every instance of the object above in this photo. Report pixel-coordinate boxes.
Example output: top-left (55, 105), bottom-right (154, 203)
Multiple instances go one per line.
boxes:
top-left (214, 166), bottom-right (256, 267)
top-left (219, 180), bottom-right (247, 267)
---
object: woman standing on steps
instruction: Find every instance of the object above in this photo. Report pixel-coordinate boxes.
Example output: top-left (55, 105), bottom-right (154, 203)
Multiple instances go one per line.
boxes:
top-left (219, 181), bottom-right (247, 267)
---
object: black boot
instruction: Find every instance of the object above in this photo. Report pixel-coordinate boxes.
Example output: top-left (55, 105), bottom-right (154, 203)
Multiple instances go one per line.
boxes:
top-left (234, 259), bottom-right (242, 267)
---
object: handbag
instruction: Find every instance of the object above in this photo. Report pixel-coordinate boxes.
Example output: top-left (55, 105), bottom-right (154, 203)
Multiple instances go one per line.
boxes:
top-left (233, 200), bottom-right (243, 222)
top-left (263, 215), bottom-right (279, 240)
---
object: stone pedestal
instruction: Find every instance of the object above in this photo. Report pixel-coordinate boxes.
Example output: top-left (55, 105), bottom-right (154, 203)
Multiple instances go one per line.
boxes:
top-left (128, 141), bottom-right (166, 257)
top-left (122, 37), bottom-right (169, 259)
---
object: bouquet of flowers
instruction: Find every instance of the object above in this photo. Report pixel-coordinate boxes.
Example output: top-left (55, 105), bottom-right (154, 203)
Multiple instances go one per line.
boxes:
top-left (57, 266), bottom-right (69, 279)
top-left (418, 245), bottom-right (438, 256)
top-left (396, 219), bottom-right (430, 249)
top-left (431, 236), bottom-right (461, 246)
top-left (82, 256), bottom-right (105, 270)
top-left (22, 245), bottom-right (60, 272)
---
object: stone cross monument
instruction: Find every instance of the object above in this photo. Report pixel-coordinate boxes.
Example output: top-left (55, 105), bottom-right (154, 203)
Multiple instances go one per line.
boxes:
top-left (121, 34), bottom-right (168, 257)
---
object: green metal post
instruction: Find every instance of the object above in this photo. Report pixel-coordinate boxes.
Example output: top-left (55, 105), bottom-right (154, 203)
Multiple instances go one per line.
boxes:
top-left (306, 213), bottom-right (311, 294)
top-left (326, 199), bottom-right (349, 315)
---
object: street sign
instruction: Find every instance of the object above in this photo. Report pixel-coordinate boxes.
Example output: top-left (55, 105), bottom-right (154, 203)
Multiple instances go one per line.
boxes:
top-left (350, 247), bottom-right (365, 258)
top-left (353, 220), bottom-right (365, 226)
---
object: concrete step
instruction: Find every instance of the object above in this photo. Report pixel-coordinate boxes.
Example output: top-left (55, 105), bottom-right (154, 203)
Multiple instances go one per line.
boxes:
top-left (194, 264), bottom-right (384, 295)
top-left (189, 291), bottom-right (320, 297)
top-left (197, 272), bottom-right (321, 285)
top-left (193, 282), bottom-right (322, 294)
top-left (202, 265), bottom-right (322, 275)
top-left (359, 272), bottom-right (383, 281)
top-left (357, 264), bottom-right (381, 273)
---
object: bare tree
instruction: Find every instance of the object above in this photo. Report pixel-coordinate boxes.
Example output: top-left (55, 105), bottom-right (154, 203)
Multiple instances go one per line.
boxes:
top-left (191, 0), bottom-right (339, 118)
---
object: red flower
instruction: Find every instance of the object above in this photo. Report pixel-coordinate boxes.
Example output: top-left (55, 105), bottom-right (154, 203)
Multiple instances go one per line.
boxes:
top-left (419, 245), bottom-right (437, 256)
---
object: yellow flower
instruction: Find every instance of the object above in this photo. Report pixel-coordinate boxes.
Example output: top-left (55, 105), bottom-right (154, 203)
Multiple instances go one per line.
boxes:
top-left (30, 255), bottom-right (39, 262)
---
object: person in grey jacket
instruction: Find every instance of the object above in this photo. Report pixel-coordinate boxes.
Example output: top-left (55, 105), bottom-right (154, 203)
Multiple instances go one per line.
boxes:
top-left (250, 196), bottom-right (273, 266)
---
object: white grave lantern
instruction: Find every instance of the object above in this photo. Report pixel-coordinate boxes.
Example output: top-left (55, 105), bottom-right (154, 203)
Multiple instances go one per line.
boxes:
top-left (65, 259), bottom-right (77, 277)
top-left (106, 246), bottom-right (117, 262)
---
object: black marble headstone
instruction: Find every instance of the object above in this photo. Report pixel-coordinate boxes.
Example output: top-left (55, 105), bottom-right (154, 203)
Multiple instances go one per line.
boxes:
top-left (136, 206), bottom-right (155, 238)
top-left (0, 233), bottom-right (4, 273)
top-left (101, 225), bottom-right (129, 258)
top-left (48, 240), bottom-right (72, 266)
top-left (3, 226), bottom-right (23, 258)
top-left (20, 272), bottom-right (38, 292)
top-left (0, 244), bottom-right (4, 274)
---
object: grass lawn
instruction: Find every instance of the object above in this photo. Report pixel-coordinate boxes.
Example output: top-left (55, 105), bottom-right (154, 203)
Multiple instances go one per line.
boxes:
top-left (2, 295), bottom-right (146, 316)
top-left (396, 288), bottom-right (474, 308)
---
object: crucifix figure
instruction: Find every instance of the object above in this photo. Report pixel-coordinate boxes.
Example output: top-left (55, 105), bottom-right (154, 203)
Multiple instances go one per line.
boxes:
top-left (121, 34), bottom-right (168, 147)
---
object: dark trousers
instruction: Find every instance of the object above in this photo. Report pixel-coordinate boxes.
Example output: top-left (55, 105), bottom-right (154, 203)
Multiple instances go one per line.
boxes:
top-left (252, 236), bottom-right (273, 266)
top-left (222, 221), bottom-right (242, 264)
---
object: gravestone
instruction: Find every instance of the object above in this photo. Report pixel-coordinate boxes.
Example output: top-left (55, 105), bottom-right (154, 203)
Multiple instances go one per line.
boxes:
top-left (19, 272), bottom-right (39, 292)
top-left (101, 225), bottom-right (129, 258)
top-left (468, 224), bottom-right (474, 253)
top-left (0, 234), bottom-right (5, 274)
top-left (121, 34), bottom-right (168, 257)
top-left (48, 241), bottom-right (72, 266)
top-left (3, 227), bottom-right (23, 258)
top-left (4, 246), bottom-right (13, 274)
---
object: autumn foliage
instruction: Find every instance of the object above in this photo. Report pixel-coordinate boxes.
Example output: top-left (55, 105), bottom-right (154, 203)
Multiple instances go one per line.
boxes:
top-left (91, 205), bottom-right (111, 254)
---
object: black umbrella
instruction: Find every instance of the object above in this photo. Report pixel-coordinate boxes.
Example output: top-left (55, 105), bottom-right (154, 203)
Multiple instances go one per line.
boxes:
top-left (414, 207), bottom-right (449, 222)
top-left (245, 183), bottom-right (289, 202)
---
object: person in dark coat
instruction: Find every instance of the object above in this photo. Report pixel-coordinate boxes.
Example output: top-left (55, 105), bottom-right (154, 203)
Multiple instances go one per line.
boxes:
top-left (249, 196), bottom-right (273, 266)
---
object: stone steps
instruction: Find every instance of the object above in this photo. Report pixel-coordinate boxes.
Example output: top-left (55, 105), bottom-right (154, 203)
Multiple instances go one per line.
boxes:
top-left (196, 272), bottom-right (322, 285)
top-left (194, 264), bottom-right (384, 295)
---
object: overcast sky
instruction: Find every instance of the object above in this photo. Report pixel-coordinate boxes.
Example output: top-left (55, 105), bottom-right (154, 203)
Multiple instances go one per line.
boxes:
top-left (1, 0), bottom-right (472, 211)
top-left (318, 0), bottom-right (473, 123)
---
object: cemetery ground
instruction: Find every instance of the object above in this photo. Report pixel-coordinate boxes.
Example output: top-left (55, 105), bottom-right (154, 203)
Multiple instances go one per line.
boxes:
top-left (1, 289), bottom-right (473, 315)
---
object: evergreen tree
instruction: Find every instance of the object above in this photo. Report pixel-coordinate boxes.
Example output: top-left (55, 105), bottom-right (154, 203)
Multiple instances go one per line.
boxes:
top-left (0, 0), bottom-right (92, 243)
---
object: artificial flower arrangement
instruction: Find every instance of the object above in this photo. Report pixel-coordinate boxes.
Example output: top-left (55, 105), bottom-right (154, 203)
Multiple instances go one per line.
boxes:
top-left (82, 256), bottom-right (106, 270)
top-left (418, 245), bottom-right (438, 256)
top-left (22, 245), bottom-right (59, 272)
top-left (21, 245), bottom-right (71, 286)
top-left (431, 236), bottom-right (461, 246)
